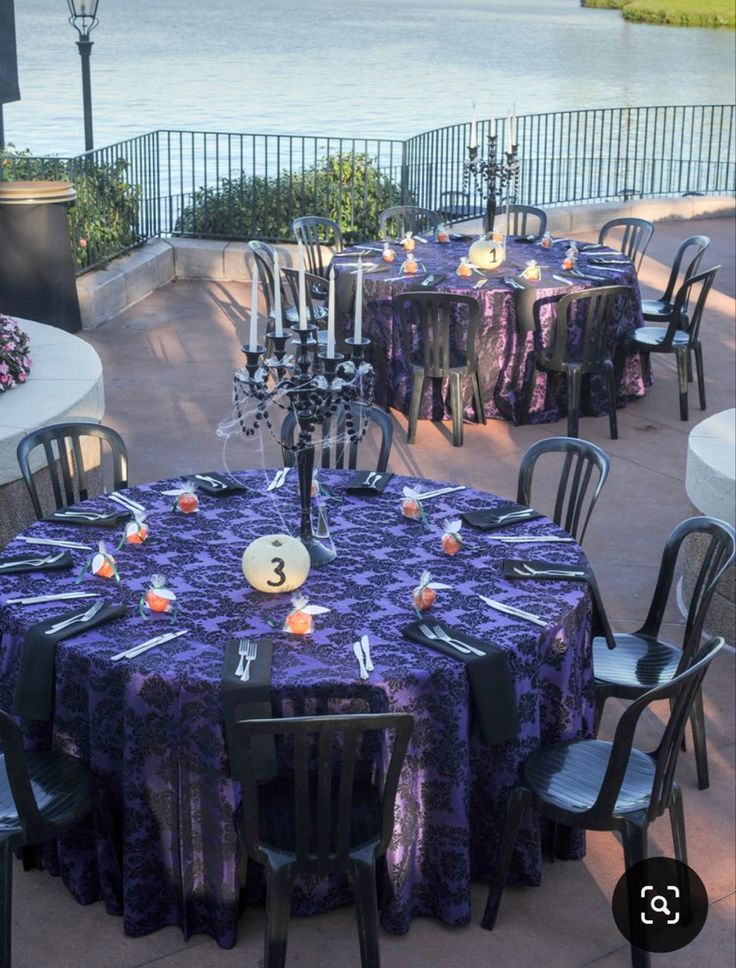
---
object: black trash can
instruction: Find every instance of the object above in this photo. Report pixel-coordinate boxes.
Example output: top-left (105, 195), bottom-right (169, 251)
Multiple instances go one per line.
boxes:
top-left (0, 180), bottom-right (82, 333)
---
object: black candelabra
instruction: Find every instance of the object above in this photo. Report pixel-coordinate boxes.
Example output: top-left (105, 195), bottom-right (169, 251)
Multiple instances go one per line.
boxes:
top-left (463, 123), bottom-right (520, 234)
top-left (233, 326), bottom-right (374, 567)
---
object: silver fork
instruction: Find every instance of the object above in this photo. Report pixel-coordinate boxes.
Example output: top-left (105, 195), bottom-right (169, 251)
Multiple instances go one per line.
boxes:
top-left (514, 563), bottom-right (588, 579)
top-left (195, 474), bottom-right (225, 489)
top-left (0, 552), bottom-right (65, 570)
top-left (493, 508), bottom-right (536, 524)
top-left (419, 623), bottom-right (471, 655)
top-left (235, 638), bottom-right (249, 676)
top-left (240, 640), bottom-right (258, 682)
top-left (45, 599), bottom-right (105, 636)
top-left (430, 625), bottom-right (486, 657)
top-left (363, 471), bottom-right (380, 487)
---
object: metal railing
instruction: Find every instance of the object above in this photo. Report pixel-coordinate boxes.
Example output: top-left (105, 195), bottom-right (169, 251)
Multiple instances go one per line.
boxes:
top-left (1, 104), bottom-right (733, 274)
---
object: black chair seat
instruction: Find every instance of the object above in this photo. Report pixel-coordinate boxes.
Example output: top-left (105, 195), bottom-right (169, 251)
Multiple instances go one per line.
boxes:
top-left (641, 298), bottom-right (674, 320)
top-left (253, 779), bottom-right (383, 855)
top-left (0, 752), bottom-right (96, 839)
top-left (522, 739), bottom-right (656, 816)
top-left (631, 326), bottom-right (689, 349)
top-left (593, 634), bottom-right (682, 692)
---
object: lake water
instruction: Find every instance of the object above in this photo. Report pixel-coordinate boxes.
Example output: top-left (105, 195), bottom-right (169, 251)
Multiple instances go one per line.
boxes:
top-left (3, 0), bottom-right (734, 156)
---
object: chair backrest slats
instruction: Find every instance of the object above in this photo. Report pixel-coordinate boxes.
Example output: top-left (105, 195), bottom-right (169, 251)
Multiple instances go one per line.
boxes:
top-left (293, 217), bottom-right (343, 276)
top-left (662, 234), bottom-right (710, 304)
top-left (395, 291), bottom-right (481, 380)
top-left (17, 422), bottom-right (128, 520)
top-left (639, 516), bottom-right (734, 668)
top-left (517, 437), bottom-right (611, 544)
top-left (504, 204), bottom-right (547, 238)
top-left (378, 206), bottom-right (442, 239)
top-left (280, 405), bottom-right (393, 473)
top-left (538, 285), bottom-right (632, 376)
top-left (598, 217), bottom-right (655, 271)
top-left (232, 713), bottom-right (414, 876)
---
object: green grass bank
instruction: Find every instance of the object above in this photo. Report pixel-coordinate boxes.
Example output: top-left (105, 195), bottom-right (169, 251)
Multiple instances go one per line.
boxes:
top-left (581, 0), bottom-right (735, 28)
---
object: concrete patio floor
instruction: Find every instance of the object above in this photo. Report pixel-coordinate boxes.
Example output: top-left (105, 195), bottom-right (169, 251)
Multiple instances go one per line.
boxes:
top-left (11, 217), bottom-right (736, 967)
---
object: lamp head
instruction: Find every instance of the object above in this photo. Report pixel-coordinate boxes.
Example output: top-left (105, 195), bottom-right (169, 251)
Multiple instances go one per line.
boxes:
top-left (67, 0), bottom-right (100, 39)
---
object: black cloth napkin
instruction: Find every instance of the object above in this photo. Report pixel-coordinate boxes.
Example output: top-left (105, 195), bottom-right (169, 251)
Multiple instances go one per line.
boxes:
top-left (513, 234), bottom-right (539, 243)
top-left (221, 637), bottom-right (277, 782)
top-left (345, 471), bottom-right (394, 495)
top-left (44, 509), bottom-right (131, 529)
top-left (587, 256), bottom-right (629, 266)
top-left (462, 502), bottom-right (543, 532)
top-left (0, 550), bottom-right (73, 575)
top-left (13, 602), bottom-right (128, 721)
top-left (449, 233), bottom-right (475, 242)
top-left (503, 276), bottom-right (524, 291)
top-left (186, 472), bottom-right (248, 497)
top-left (501, 558), bottom-right (615, 649)
top-left (401, 621), bottom-right (519, 744)
top-left (577, 243), bottom-right (607, 252)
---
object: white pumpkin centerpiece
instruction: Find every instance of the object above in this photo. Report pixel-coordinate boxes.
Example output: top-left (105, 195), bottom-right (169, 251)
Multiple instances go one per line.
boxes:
top-left (468, 234), bottom-right (505, 270)
top-left (242, 534), bottom-right (310, 593)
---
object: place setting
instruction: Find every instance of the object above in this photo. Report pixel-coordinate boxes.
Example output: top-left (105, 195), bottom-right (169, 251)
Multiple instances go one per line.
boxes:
top-left (185, 471), bottom-right (249, 496)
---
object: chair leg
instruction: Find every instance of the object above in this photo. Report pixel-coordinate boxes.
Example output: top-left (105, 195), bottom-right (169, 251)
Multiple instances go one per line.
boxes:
top-left (675, 348), bottom-right (689, 421)
top-left (686, 350), bottom-right (693, 383)
top-left (481, 786), bottom-right (530, 930)
top-left (593, 690), bottom-right (606, 738)
top-left (0, 844), bottom-right (11, 968)
top-left (621, 820), bottom-right (650, 968)
top-left (264, 865), bottom-right (294, 968)
top-left (472, 372), bottom-right (487, 425)
top-left (350, 858), bottom-right (381, 968)
top-left (450, 373), bottom-right (464, 447)
top-left (690, 687), bottom-right (709, 791)
top-left (694, 343), bottom-right (706, 411)
top-left (669, 784), bottom-right (688, 866)
top-left (407, 374), bottom-right (424, 445)
top-left (565, 367), bottom-right (582, 438)
top-left (604, 361), bottom-right (618, 440)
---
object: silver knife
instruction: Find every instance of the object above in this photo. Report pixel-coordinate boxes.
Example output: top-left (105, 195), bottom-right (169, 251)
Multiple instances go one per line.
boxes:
top-left (18, 536), bottom-right (92, 551)
top-left (415, 485), bottom-right (467, 501)
top-left (0, 552), bottom-right (66, 570)
top-left (478, 595), bottom-right (547, 628)
top-left (353, 641), bottom-right (369, 680)
top-left (111, 629), bottom-right (189, 662)
top-left (6, 592), bottom-right (100, 606)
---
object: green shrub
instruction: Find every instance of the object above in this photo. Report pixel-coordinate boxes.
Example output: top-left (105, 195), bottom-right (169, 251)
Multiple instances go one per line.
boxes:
top-left (0, 146), bottom-right (142, 270)
top-left (176, 153), bottom-right (406, 242)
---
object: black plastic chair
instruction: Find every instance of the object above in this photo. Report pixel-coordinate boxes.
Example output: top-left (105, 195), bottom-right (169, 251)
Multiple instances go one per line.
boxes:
top-left (17, 421), bottom-right (129, 520)
top-left (502, 204), bottom-right (547, 238)
top-left (280, 405), bottom-right (393, 472)
top-left (394, 291), bottom-right (486, 447)
top-left (248, 240), bottom-right (299, 332)
top-left (378, 206), bottom-right (442, 239)
top-left (630, 266), bottom-right (719, 421)
top-left (534, 285), bottom-right (632, 440)
top-left (0, 707), bottom-right (119, 968)
top-left (641, 235), bottom-right (710, 324)
top-left (598, 217), bottom-right (655, 272)
top-left (231, 712), bottom-right (413, 968)
top-left (517, 437), bottom-right (611, 545)
top-left (593, 515), bottom-right (734, 790)
top-left (481, 638), bottom-right (725, 968)
top-left (437, 191), bottom-right (484, 223)
top-left (518, 437), bottom-right (614, 862)
top-left (282, 266), bottom-right (329, 341)
top-left (292, 216), bottom-right (344, 277)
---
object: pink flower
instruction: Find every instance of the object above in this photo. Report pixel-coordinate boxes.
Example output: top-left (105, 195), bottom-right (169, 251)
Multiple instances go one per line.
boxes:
top-left (79, 238), bottom-right (88, 248)
top-left (0, 362), bottom-right (8, 375)
top-left (17, 371), bottom-right (26, 383)
top-left (0, 374), bottom-right (9, 384)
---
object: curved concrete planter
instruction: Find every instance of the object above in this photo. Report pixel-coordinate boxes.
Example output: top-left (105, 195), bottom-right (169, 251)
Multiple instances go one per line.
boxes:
top-left (0, 318), bottom-right (104, 546)
top-left (77, 194), bottom-right (735, 330)
top-left (685, 409), bottom-right (736, 644)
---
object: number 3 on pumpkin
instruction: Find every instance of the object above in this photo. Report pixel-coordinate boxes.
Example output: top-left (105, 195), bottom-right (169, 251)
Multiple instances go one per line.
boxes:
top-left (267, 557), bottom-right (287, 588)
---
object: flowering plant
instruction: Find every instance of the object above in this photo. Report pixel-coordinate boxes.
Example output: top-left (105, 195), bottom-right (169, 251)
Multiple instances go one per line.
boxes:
top-left (0, 315), bottom-right (32, 393)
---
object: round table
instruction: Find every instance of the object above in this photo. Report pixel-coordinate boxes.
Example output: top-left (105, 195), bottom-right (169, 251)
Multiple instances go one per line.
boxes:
top-left (332, 236), bottom-right (648, 425)
top-left (0, 470), bottom-right (595, 947)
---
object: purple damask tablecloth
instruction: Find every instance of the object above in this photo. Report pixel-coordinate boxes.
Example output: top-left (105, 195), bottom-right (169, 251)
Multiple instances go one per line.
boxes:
top-left (0, 470), bottom-right (595, 947)
top-left (332, 237), bottom-right (648, 424)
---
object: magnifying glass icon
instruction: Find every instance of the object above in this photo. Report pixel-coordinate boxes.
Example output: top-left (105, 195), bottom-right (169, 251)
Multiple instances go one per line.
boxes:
top-left (650, 895), bottom-right (671, 916)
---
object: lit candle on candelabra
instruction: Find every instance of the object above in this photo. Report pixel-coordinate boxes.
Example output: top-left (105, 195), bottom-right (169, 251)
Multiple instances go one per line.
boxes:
top-left (327, 265), bottom-right (336, 358)
top-left (297, 242), bottom-right (308, 329)
top-left (273, 250), bottom-right (283, 337)
top-left (354, 258), bottom-right (363, 343)
top-left (249, 259), bottom-right (258, 349)
top-left (469, 102), bottom-right (478, 150)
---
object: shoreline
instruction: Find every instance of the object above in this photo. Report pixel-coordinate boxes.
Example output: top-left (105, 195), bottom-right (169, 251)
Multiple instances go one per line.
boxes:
top-left (581, 0), bottom-right (735, 29)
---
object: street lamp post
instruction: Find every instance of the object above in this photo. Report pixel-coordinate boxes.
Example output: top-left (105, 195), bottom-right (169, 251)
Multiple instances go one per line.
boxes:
top-left (67, 1), bottom-right (100, 152)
